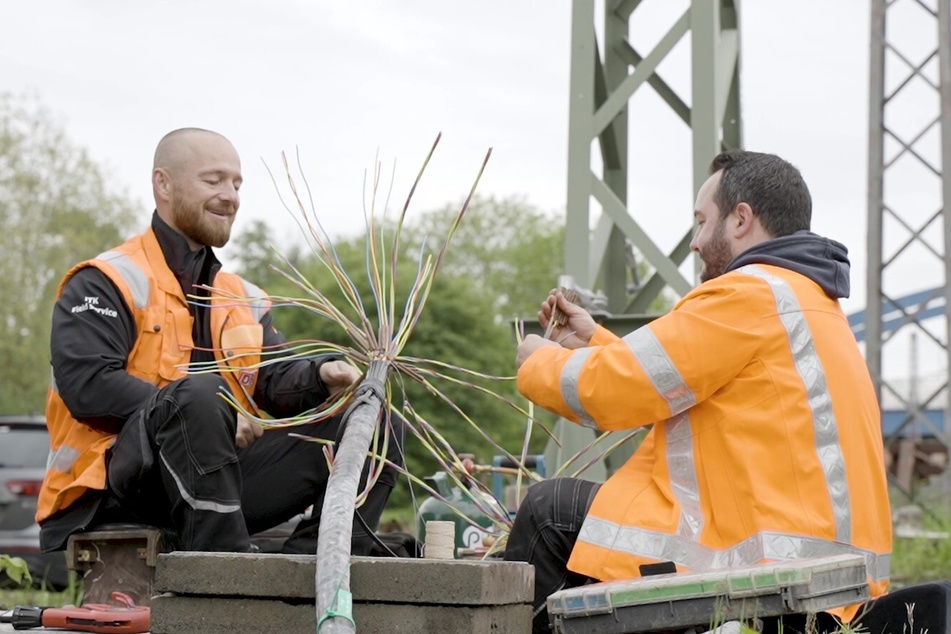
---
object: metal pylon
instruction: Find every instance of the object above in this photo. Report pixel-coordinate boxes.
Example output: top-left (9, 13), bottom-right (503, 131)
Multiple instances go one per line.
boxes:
top-left (867, 0), bottom-right (951, 499)
top-left (549, 0), bottom-right (743, 478)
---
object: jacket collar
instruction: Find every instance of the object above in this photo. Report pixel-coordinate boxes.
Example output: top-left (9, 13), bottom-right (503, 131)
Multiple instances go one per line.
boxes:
top-left (147, 212), bottom-right (222, 298)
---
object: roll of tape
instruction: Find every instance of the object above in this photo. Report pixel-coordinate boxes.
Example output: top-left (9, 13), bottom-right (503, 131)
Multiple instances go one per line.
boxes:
top-left (425, 520), bottom-right (456, 560)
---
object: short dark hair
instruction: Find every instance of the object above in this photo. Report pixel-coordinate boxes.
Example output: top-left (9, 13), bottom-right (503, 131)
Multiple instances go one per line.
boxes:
top-left (709, 150), bottom-right (811, 237)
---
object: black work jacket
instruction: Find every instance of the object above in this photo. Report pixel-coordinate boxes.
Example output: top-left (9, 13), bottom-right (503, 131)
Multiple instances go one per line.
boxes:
top-left (50, 212), bottom-right (332, 434)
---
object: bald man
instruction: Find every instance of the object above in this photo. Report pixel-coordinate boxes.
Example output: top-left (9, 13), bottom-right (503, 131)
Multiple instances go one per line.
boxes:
top-left (38, 128), bottom-right (404, 554)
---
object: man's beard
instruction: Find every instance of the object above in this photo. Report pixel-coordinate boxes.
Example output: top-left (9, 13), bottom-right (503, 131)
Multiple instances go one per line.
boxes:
top-left (171, 191), bottom-right (233, 248)
top-left (699, 219), bottom-right (733, 283)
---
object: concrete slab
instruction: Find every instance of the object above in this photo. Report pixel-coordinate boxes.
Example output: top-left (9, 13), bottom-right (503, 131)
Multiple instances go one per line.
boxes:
top-left (151, 595), bottom-right (531, 634)
top-left (155, 552), bottom-right (534, 605)
top-left (4, 554), bottom-right (535, 633)
top-left (153, 553), bottom-right (534, 633)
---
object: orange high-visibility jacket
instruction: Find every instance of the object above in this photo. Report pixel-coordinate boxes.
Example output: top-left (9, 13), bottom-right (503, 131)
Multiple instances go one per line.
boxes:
top-left (518, 263), bottom-right (892, 621)
top-left (38, 227), bottom-right (269, 523)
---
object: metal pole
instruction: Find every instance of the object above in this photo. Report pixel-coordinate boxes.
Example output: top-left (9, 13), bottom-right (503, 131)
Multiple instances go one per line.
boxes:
top-left (866, 0), bottom-right (887, 404)
top-left (937, 0), bottom-right (951, 452)
top-left (553, 0), bottom-right (743, 477)
top-left (565, 0), bottom-right (596, 283)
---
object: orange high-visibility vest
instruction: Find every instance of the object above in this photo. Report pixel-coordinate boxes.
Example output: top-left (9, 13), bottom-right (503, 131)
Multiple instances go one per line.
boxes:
top-left (38, 227), bottom-right (270, 523)
top-left (518, 264), bottom-right (892, 621)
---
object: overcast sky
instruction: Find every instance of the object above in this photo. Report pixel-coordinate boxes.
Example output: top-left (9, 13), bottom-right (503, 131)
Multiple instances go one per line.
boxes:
top-left (2, 1), bottom-right (944, 377)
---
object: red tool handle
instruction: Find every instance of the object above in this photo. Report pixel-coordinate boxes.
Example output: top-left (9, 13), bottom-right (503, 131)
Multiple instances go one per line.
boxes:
top-left (40, 606), bottom-right (150, 633)
top-left (40, 593), bottom-right (150, 634)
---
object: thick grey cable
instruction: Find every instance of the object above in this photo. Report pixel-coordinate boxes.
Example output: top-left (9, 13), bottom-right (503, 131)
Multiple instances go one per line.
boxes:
top-left (316, 360), bottom-right (388, 633)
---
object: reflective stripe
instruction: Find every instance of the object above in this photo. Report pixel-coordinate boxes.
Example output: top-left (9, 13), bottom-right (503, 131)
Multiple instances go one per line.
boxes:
top-left (47, 445), bottom-right (81, 473)
top-left (624, 327), bottom-right (704, 537)
top-left (665, 412), bottom-right (702, 538)
top-left (159, 453), bottom-right (241, 514)
top-left (560, 348), bottom-right (598, 428)
top-left (576, 267), bottom-right (871, 586)
top-left (623, 327), bottom-right (697, 415)
top-left (740, 265), bottom-right (852, 543)
top-left (239, 278), bottom-right (269, 323)
top-left (97, 251), bottom-right (150, 309)
top-left (578, 516), bottom-right (890, 582)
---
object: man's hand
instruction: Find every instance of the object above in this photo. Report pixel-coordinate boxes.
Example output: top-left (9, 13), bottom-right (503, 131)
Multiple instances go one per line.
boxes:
top-left (320, 360), bottom-right (361, 397)
top-left (516, 334), bottom-right (561, 369)
top-left (235, 413), bottom-right (264, 449)
top-left (539, 289), bottom-right (596, 349)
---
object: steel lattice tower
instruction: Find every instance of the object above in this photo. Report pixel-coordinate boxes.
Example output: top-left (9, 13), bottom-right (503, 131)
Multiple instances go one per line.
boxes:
top-left (867, 0), bottom-right (951, 497)
top-left (551, 0), bottom-right (742, 476)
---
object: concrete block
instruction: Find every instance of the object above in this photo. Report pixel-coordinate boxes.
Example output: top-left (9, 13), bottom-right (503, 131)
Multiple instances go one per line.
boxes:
top-left (155, 552), bottom-right (534, 605)
top-left (150, 595), bottom-right (532, 634)
top-left (150, 595), bottom-right (311, 634)
top-left (66, 526), bottom-right (166, 606)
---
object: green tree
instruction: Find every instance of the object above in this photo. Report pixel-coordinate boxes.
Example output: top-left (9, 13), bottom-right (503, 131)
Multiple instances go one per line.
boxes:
top-left (401, 194), bottom-right (672, 460)
top-left (225, 219), bottom-right (301, 291)
top-left (404, 195), bottom-right (564, 321)
top-left (0, 93), bottom-right (137, 413)
top-left (228, 195), bottom-right (673, 511)
top-left (233, 230), bottom-right (525, 508)
top-left (403, 194), bottom-right (673, 323)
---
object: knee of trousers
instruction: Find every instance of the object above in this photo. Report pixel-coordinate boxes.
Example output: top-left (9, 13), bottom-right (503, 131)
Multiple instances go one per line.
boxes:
top-left (509, 478), bottom-right (559, 531)
top-left (167, 374), bottom-right (234, 420)
top-left (157, 374), bottom-right (237, 445)
top-left (523, 478), bottom-right (560, 511)
top-left (505, 480), bottom-right (564, 561)
top-left (152, 374), bottom-right (240, 479)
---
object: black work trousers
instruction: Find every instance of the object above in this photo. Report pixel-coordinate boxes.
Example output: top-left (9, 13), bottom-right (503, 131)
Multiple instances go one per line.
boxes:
top-left (503, 477), bottom-right (600, 634)
top-left (98, 374), bottom-right (403, 554)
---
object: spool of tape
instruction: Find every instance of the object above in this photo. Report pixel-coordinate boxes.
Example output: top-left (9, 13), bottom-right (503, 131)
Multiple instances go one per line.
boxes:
top-left (425, 520), bottom-right (456, 560)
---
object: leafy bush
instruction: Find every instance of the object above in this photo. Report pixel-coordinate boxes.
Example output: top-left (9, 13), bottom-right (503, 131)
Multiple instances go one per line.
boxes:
top-left (0, 555), bottom-right (31, 588)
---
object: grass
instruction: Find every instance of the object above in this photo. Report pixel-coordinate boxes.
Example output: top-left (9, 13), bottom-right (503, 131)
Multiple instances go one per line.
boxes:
top-left (0, 556), bottom-right (81, 609)
top-left (891, 523), bottom-right (951, 586)
top-left (0, 578), bottom-right (81, 610)
top-left (0, 584), bottom-right (78, 610)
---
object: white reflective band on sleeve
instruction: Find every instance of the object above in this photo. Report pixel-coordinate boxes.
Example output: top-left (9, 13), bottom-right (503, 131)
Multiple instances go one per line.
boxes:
top-left (665, 412), bottom-right (703, 539)
top-left (560, 347), bottom-right (598, 428)
top-left (159, 452), bottom-right (241, 514)
top-left (240, 278), bottom-right (269, 323)
top-left (577, 516), bottom-right (890, 582)
top-left (622, 327), bottom-right (697, 415)
top-left (47, 445), bottom-right (81, 473)
top-left (96, 251), bottom-right (150, 309)
top-left (739, 265), bottom-right (852, 543)
top-left (622, 326), bottom-right (703, 538)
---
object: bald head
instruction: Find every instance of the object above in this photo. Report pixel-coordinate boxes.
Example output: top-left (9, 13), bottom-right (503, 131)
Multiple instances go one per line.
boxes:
top-left (151, 127), bottom-right (243, 249)
top-left (153, 128), bottom-right (233, 176)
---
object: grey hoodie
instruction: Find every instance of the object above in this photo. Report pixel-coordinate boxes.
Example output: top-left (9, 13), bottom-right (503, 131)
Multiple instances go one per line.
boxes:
top-left (726, 230), bottom-right (851, 300)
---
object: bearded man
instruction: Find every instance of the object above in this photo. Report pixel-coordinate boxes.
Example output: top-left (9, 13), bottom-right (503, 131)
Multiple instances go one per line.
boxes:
top-left (508, 150), bottom-right (892, 634)
top-left (37, 128), bottom-right (403, 554)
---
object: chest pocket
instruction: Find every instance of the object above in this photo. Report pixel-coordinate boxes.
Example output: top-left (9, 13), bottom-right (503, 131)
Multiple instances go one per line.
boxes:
top-left (130, 296), bottom-right (193, 386)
